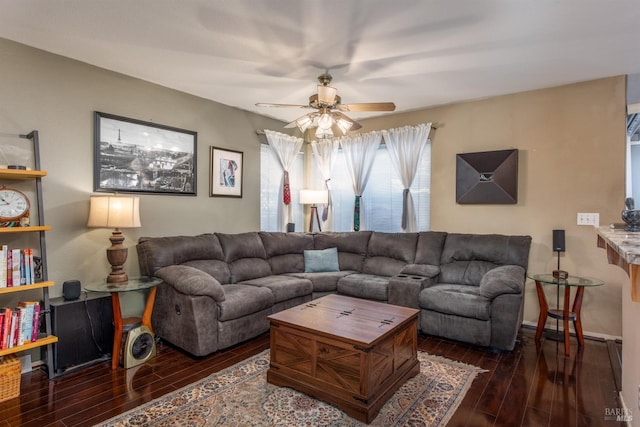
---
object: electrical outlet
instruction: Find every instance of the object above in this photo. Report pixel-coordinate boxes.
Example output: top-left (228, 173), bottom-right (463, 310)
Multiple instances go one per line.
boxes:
top-left (577, 213), bottom-right (599, 227)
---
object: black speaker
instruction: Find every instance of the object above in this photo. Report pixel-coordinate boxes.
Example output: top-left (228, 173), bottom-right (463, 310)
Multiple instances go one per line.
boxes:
top-left (50, 293), bottom-right (114, 375)
top-left (62, 280), bottom-right (81, 301)
top-left (552, 229), bottom-right (566, 252)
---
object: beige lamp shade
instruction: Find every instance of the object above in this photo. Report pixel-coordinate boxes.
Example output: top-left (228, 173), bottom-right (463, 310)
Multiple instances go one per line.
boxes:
top-left (87, 195), bottom-right (141, 229)
top-left (299, 190), bottom-right (328, 205)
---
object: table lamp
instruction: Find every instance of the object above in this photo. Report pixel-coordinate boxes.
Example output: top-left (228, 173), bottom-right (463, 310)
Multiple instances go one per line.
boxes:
top-left (299, 189), bottom-right (328, 232)
top-left (87, 195), bottom-right (141, 283)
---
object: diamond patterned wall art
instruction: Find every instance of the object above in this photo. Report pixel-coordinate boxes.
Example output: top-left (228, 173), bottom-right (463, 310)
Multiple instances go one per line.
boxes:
top-left (456, 149), bottom-right (518, 204)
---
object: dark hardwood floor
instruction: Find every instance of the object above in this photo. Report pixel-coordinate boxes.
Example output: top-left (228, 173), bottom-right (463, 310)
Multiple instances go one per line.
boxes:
top-left (0, 327), bottom-right (623, 427)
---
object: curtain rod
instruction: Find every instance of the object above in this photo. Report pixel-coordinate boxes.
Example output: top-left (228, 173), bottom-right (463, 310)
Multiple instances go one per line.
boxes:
top-left (0, 132), bottom-right (23, 138)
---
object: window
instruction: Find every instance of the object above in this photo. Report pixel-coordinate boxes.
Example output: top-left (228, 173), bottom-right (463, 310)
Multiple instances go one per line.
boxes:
top-left (260, 144), bottom-right (304, 231)
top-left (313, 143), bottom-right (431, 232)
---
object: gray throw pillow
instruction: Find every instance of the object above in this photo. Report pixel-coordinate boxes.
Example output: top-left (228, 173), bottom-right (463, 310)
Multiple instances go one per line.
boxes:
top-left (304, 247), bottom-right (340, 272)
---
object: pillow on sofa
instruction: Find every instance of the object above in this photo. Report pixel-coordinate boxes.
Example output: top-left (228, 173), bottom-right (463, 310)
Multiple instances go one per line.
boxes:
top-left (304, 247), bottom-right (340, 273)
top-left (155, 265), bottom-right (225, 301)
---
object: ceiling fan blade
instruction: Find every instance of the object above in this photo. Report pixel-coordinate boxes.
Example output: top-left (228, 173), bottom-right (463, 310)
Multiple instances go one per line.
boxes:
top-left (255, 102), bottom-right (311, 109)
top-left (349, 120), bottom-right (363, 131)
top-left (338, 102), bottom-right (396, 112)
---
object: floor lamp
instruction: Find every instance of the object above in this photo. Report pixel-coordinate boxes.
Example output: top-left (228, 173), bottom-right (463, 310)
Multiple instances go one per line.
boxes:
top-left (300, 189), bottom-right (328, 232)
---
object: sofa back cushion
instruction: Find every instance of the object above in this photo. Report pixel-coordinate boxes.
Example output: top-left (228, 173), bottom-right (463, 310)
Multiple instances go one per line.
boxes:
top-left (439, 233), bottom-right (532, 286)
top-left (217, 232), bottom-right (272, 282)
top-left (259, 232), bottom-right (314, 274)
top-left (414, 231), bottom-right (448, 266)
top-left (313, 231), bottom-right (372, 271)
top-left (362, 232), bottom-right (418, 277)
top-left (137, 234), bottom-right (230, 283)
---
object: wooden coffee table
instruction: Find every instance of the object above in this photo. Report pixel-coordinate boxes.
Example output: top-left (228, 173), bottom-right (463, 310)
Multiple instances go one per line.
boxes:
top-left (267, 294), bottom-right (420, 423)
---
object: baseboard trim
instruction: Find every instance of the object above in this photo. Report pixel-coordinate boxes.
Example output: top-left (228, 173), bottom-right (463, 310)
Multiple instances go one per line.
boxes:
top-left (520, 320), bottom-right (622, 342)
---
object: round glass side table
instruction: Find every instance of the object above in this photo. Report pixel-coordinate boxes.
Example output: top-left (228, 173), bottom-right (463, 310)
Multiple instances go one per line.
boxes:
top-left (86, 276), bottom-right (162, 370)
top-left (528, 273), bottom-right (603, 356)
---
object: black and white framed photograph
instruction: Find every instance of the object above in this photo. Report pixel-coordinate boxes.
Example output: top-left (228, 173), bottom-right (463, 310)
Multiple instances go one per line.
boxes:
top-left (94, 111), bottom-right (197, 195)
top-left (209, 146), bottom-right (243, 198)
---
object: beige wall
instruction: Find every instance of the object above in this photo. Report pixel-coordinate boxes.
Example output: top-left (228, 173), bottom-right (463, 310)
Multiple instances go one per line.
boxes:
top-left (361, 76), bottom-right (628, 339)
top-left (0, 38), bottom-right (283, 310)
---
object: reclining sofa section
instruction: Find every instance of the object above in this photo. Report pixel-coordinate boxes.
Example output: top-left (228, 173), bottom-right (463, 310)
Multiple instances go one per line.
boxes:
top-left (137, 231), bottom-right (531, 356)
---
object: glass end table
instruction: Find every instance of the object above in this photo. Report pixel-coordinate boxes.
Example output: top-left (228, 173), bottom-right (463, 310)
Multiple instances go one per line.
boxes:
top-left (528, 273), bottom-right (603, 356)
top-left (86, 276), bottom-right (162, 370)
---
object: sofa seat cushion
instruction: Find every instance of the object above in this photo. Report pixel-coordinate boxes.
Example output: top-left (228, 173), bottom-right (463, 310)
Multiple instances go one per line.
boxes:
top-left (337, 273), bottom-right (389, 301)
top-left (286, 270), bottom-right (357, 292)
top-left (239, 275), bottom-right (313, 303)
top-left (419, 284), bottom-right (491, 320)
top-left (217, 284), bottom-right (274, 321)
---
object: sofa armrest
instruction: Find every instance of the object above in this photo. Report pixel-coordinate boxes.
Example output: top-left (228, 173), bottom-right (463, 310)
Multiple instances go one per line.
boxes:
top-left (388, 273), bottom-right (436, 308)
top-left (155, 265), bottom-right (226, 302)
top-left (400, 264), bottom-right (440, 278)
top-left (478, 265), bottom-right (525, 300)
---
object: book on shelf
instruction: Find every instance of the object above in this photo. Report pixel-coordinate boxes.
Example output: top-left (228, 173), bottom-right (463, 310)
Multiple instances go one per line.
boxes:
top-left (8, 310), bottom-right (19, 348)
top-left (0, 247), bottom-right (37, 288)
top-left (0, 301), bottom-right (41, 349)
top-left (0, 245), bottom-right (6, 287)
top-left (17, 301), bottom-right (35, 346)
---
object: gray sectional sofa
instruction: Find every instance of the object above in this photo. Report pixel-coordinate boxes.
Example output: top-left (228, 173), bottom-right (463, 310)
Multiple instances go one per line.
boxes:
top-left (136, 231), bottom-right (531, 356)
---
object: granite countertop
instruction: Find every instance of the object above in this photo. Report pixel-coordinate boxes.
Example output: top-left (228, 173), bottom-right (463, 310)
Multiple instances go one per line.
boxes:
top-left (596, 226), bottom-right (640, 265)
top-left (597, 226), bottom-right (640, 301)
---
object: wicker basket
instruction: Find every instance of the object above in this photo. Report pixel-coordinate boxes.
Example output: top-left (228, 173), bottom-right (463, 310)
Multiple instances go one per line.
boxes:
top-left (0, 355), bottom-right (21, 403)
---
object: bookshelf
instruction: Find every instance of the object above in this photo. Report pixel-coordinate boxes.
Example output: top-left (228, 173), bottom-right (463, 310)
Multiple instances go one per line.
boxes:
top-left (0, 131), bottom-right (57, 379)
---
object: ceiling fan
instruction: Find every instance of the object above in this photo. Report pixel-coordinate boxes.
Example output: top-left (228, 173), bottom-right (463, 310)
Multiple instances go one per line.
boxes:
top-left (256, 73), bottom-right (396, 139)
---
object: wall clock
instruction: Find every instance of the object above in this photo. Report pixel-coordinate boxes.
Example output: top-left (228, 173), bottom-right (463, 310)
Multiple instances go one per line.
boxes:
top-left (0, 186), bottom-right (30, 225)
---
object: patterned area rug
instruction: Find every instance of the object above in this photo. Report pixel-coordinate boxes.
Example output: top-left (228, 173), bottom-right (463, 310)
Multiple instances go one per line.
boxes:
top-left (97, 350), bottom-right (485, 427)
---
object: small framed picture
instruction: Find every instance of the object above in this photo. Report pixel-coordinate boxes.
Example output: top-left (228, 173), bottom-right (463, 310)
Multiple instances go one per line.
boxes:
top-left (209, 146), bottom-right (243, 198)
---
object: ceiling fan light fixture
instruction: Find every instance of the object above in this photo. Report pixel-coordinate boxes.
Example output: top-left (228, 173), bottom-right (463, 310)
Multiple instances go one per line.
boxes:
top-left (317, 85), bottom-right (337, 105)
top-left (335, 117), bottom-right (354, 134)
top-left (295, 115), bottom-right (313, 132)
top-left (315, 126), bottom-right (334, 139)
top-left (317, 112), bottom-right (333, 130)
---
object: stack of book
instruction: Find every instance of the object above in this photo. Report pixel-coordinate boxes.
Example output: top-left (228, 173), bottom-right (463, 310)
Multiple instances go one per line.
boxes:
top-left (0, 302), bottom-right (41, 349)
top-left (0, 246), bottom-right (36, 287)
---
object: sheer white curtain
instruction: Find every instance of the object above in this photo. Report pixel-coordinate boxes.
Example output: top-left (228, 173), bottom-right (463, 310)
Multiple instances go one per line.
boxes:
top-left (337, 131), bottom-right (382, 231)
top-left (382, 123), bottom-right (432, 232)
top-left (264, 130), bottom-right (304, 231)
top-left (311, 139), bottom-right (340, 230)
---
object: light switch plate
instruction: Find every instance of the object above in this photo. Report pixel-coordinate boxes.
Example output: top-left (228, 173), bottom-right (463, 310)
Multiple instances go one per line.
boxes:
top-left (577, 213), bottom-right (599, 226)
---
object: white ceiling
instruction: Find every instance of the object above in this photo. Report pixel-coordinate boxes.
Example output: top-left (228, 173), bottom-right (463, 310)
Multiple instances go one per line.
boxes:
top-left (2, 0), bottom-right (640, 125)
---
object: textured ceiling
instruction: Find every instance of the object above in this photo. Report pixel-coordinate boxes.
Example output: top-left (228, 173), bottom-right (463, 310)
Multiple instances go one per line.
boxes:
top-left (1, 0), bottom-right (640, 125)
